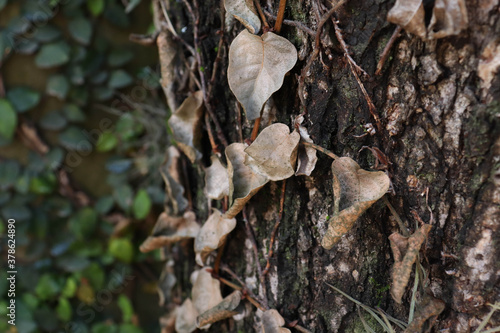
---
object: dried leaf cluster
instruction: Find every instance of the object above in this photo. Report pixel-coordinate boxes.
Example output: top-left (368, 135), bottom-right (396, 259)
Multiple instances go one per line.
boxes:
top-left (388, 0), bottom-right (468, 39)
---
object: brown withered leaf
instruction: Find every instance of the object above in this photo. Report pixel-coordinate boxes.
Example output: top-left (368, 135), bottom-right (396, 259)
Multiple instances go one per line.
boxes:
top-left (225, 143), bottom-right (269, 219)
top-left (175, 299), bottom-right (198, 333)
top-left (387, 0), bottom-right (426, 39)
top-left (205, 155), bottom-right (230, 200)
top-left (225, 0), bottom-right (261, 34)
top-left (428, 0), bottom-right (467, 39)
top-left (196, 291), bottom-right (244, 328)
top-left (294, 115), bottom-right (318, 176)
top-left (157, 259), bottom-right (177, 306)
top-left (191, 268), bottom-right (223, 320)
top-left (321, 157), bottom-right (390, 249)
top-left (194, 209), bottom-right (237, 266)
top-left (228, 30), bottom-right (297, 120)
top-left (262, 309), bottom-right (291, 333)
top-left (244, 123), bottom-right (300, 181)
top-left (140, 211), bottom-right (200, 253)
top-left (160, 146), bottom-right (189, 215)
top-left (389, 224), bottom-right (433, 304)
top-left (168, 91), bottom-right (204, 163)
top-left (404, 295), bottom-right (445, 333)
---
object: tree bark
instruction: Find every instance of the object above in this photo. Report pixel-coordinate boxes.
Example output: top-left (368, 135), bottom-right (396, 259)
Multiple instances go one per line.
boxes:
top-left (157, 0), bottom-right (500, 331)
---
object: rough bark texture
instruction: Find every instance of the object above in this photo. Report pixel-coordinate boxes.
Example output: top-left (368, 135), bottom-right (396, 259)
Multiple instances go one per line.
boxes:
top-left (157, 0), bottom-right (500, 332)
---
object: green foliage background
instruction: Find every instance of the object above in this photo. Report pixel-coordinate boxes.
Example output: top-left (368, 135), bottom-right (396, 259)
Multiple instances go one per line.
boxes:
top-left (0, 0), bottom-right (167, 331)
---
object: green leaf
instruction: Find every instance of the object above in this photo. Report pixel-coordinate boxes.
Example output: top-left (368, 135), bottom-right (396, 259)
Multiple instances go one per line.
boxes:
top-left (56, 298), bottom-right (72, 322)
top-left (61, 277), bottom-right (78, 298)
top-left (47, 74), bottom-right (70, 99)
top-left (108, 49), bottom-right (134, 67)
top-left (58, 126), bottom-right (91, 151)
top-left (93, 86), bottom-right (115, 101)
top-left (0, 99), bottom-right (17, 141)
top-left (118, 295), bottom-right (134, 323)
top-left (63, 104), bottom-right (86, 122)
top-left (68, 17), bottom-right (93, 45)
top-left (132, 189), bottom-right (151, 220)
top-left (108, 238), bottom-right (134, 263)
top-left (95, 196), bottom-right (114, 214)
top-left (6, 87), bottom-right (40, 113)
top-left (69, 207), bottom-right (98, 239)
top-left (16, 38), bottom-right (39, 55)
top-left (119, 324), bottom-right (142, 333)
top-left (22, 293), bottom-right (39, 310)
top-left (108, 70), bottom-right (133, 89)
top-left (35, 274), bottom-right (61, 300)
top-left (8, 17), bottom-right (30, 34)
top-left (92, 322), bottom-right (118, 333)
top-left (30, 172), bottom-right (57, 194)
top-left (82, 263), bottom-right (105, 289)
top-left (96, 131), bottom-right (118, 152)
top-left (116, 113), bottom-right (143, 140)
top-left (113, 184), bottom-right (133, 212)
top-left (35, 41), bottom-right (70, 68)
top-left (125, 0), bottom-right (141, 13)
top-left (40, 111), bottom-right (67, 131)
top-left (87, 0), bottom-right (105, 16)
top-left (33, 25), bottom-right (62, 43)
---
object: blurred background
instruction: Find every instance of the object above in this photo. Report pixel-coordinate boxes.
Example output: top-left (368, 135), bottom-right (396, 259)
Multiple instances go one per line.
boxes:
top-left (0, 0), bottom-right (168, 331)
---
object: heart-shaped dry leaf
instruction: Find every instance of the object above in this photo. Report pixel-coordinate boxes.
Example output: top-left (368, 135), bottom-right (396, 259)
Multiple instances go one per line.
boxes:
top-left (428, 0), bottom-right (467, 39)
top-left (139, 211), bottom-right (200, 253)
top-left (244, 123), bottom-right (300, 181)
top-left (225, 143), bottom-right (269, 219)
top-left (161, 146), bottom-right (189, 215)
top-left (389, 224), bottom-right (433, 304)
top-left (225, 0), bottom-right (261, 34)
top-left (261, 309), bottom-right (291, 333)
top-left (196, 290), bottom-right (244, 328)
top-left (387, 0), bottom-right (426, 39)
top-left (192, 268), bottom-right (224, 321)
top-left (321, 157), bottom-right (390, 249)
top-left (294, 115), bottom-right (318, 176)
top-left (228, 30), bottom-right (297, 120)
top-left (175, 298), bottom-right (198, 333)
top-left (205, 155), bottom-right (230, 200)
top-left (194, 209), bottom-right (237, 266)
top-left (168, 91), bottom-right (204, 163)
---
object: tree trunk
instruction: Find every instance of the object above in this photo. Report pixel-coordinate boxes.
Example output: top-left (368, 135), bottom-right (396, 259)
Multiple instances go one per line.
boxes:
top-left (156, 0), bottom-right (500, 332)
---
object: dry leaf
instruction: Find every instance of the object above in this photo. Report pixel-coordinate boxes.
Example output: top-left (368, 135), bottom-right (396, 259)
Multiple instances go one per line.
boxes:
top-left (404, 295), bottom-right (445, 333)
top-left (294, 115), bottom-right (318, 176)
top-left (389, 224), bottom-right (433, 303)
top-left (244, 123), bottom-right (300, 181)
top-left (157, 259), bottom-right (177, 306)
top-left (192, 268), bottom-right (224, 323)
top-left (261, 309), bottom-right (291, 333)
top-left (159, 307), bottom-right (177, 333)
top-left (194, 209), bottom-right (237, 266)
top-left (228, 30), bottom-right (297, 120)
top-left (161, 146), bottom-right (189, 215)
top-left (478, 40), bottom-right (500, 91)
top-left (224, 0), bottom-right (261, 34)
top-left (428, 0), bottom-right (467, 39)
top-left (196, 291), bottom-right (244, 328)
top-left (205, 155), bottom-right (230, 200)
top-left (225, 143), bottom-right (269, 219)
top-left (139, 211), bottom-right (200, 253)
top-left (168, 91), bottom-right (204, 163)
top-left (387, 0), bottom-right (426, 39)
top-left (321, 157), bottom-right (390, 249)
top-left (175, 299), bottom-right (198, 333)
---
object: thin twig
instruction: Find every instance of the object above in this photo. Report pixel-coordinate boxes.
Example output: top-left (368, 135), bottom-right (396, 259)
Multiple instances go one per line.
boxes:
top-left (220, 263), bottom-right (264, 307)
top-left (332, 18), bottom-right (382, 132)
top-left (383, 196), bottom-right (409, 237)
top-left (205, 113), bottom-right (219, 154)
top-left (254, 0), bottom-right (270, 29)
top-left (375, 25), bottom-right (402, 76)
top-left (213, 238), bottom-right (226, 275)
top-left (274, 0), bottom-right (287, 33)
top-left (242, 207), bottom-right (269, 309)
top-left (250, 117), bottom-right (261, 142)
top-left (264, 9), bottom-right (315, 36)
top-left (262, 180), bottom-right (286, 276)
top-left (300, 141), bottom-right (339, 159)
